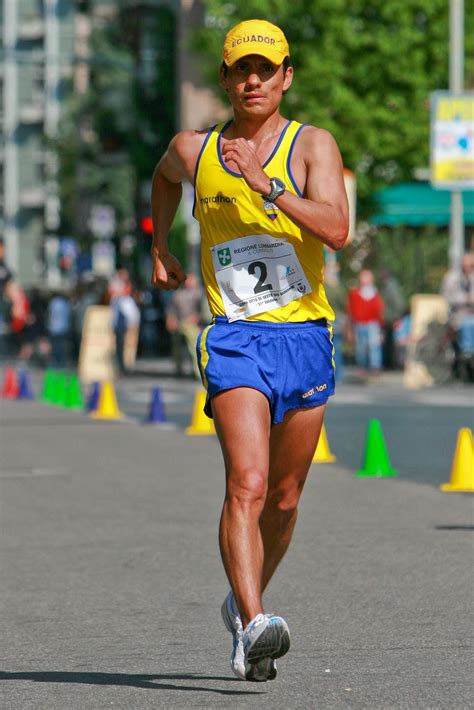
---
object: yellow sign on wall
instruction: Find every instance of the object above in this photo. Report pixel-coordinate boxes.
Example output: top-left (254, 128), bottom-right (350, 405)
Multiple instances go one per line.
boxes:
top-left (430, 92), bottom-right (474, 190)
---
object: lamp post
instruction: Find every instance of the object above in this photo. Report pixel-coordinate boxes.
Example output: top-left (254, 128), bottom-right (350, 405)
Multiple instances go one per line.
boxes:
top-left (449, 0), bottom-right (464, 271)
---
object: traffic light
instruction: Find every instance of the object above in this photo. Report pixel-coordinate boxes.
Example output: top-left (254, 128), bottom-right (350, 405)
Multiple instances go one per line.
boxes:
top-left (140, 216), bottom-right (153, 235)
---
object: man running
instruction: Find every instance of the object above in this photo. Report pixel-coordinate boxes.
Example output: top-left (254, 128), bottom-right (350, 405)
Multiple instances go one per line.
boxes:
top-left (150, 19), bottom-right (349, 681)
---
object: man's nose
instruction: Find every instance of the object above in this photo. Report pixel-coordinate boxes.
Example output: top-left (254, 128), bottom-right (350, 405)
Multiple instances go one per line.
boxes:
top-left (245, 71), bottom-right (261, 87)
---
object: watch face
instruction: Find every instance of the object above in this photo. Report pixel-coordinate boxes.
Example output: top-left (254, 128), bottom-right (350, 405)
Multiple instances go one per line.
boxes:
top-left (262, 178), bottom-right (286, 202)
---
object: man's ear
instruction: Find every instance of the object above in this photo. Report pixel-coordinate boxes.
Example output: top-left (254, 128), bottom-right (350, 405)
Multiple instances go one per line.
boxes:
top-left (282, 66), bottom-right (293, 93)
top-left (219, 65), bottom-right (229, 92)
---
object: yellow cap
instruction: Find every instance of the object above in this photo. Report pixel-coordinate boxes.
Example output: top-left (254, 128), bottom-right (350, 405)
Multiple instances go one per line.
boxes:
top-left (222, 19), bottom-right (290, 67)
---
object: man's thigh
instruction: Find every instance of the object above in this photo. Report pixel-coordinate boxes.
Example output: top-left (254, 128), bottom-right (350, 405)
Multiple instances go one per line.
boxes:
top-left (268, 404), bottom-right (326, 492)
top-left (211, 387), bottom-right (272, 483)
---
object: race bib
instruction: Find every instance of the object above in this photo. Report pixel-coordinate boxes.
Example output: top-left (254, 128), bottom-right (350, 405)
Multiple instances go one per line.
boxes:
top-left (211, 234), bottom-right (312, 322)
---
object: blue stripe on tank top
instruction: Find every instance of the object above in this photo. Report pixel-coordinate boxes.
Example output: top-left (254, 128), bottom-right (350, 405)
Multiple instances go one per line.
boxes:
top-left (217, 120), bottom-right (292, 178)
top-left (286, 123), bottom-right (309, 197)
top-left (192, 124), bottom-right (217, 217)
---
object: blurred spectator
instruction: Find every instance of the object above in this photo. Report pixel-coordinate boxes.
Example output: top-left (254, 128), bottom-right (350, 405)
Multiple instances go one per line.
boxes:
top-left (442, 253), bottom-right (474, 348)
top-left (0, 280), bottom-right (12, 358)
top-left (19, 288), bottom-right (50, 365)
top-left (71, 276), bottom-right (100, 362)
top-left (109, 271), bottom-right (140, 374)
top-left (393, 308), bottom-right (412, 368)
top-left (5, 280), bottom-right (30, 359)
top-left (166, 273), bottom-right (203, 378)
top-left (0, 238), bottom-right (13, 287)
top-left (138, 287), bottom-right (169, 357)
top-left (324, 260), bottom-right (347, 381)
top-left (441, 252), bottom-right (474, 378)
top-left (379, 268), bottom-right (405, 369)
top-left (347, 269), bottom-right (384, 372)
top-left (47, 291), bottom-right (72, 367)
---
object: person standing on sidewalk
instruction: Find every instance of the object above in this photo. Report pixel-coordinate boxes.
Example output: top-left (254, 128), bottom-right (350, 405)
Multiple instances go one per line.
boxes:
top-left (150, 19), bottom-right (348, 681)
top-left (347, 269), bottom-right (384, 373)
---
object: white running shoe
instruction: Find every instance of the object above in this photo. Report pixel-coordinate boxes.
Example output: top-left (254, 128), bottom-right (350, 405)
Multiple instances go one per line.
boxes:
top-left (221, 592), bottom-right (277, 682)
top-left (243, 613), bottom-right (290, 666)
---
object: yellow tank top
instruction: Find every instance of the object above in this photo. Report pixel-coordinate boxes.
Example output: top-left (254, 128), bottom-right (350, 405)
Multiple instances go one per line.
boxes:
top-left (193, 119), bottom-right (334, 323)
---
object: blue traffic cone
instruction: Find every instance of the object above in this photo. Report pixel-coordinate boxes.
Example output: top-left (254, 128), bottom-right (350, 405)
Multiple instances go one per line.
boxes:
top-left (145, 387), bottom-right (166, 424)
top-left (18, 369), bottom-right (35, 400)
top-left (86, 381), bottom-right (100, 413)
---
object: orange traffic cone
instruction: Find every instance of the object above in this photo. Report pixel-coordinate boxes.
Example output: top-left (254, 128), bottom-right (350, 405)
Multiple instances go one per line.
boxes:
top-left (312, 425), bottom-right (336, 463)
top-left (90, 381), bottom-right (124, 420)
top-left (186, 389), bottom-right (216, 435)
top-left (440, 428), bottom-right (474, 493)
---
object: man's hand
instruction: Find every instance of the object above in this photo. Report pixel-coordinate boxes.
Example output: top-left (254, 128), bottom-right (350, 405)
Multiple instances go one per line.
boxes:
top-left (151, 250), bottom-right (187, 290)
top-left (221, 138), bottom-right (270, 195)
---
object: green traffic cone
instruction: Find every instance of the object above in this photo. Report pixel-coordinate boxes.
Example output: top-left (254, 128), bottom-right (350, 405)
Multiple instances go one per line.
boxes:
top-left (65, 374), bottom-right (85, 410)
top-left (52, 372), bottom-right (67, 407)
top-left (40, 369), bottom-right (56, 404)
top-left (355, 419), bottom-right (398, 478)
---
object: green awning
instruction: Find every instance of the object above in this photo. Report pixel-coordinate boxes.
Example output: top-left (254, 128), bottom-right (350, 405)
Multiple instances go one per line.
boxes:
top-left (370, 182), bottom-right (474, 226)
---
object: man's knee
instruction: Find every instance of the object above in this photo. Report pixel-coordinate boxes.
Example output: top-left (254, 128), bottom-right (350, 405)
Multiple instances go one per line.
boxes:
top-left (226, 466), bottom-right (267, 508)
top-left (265, 477), bottom-right (305, 518)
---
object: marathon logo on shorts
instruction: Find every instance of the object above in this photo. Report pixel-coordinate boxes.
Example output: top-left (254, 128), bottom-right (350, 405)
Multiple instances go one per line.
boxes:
top-left (232, 35), bottom-right (276, 48)
top-left (302, 384), bottom-right (327, 399)
top-left (200, 194), bottom-right (237, 205)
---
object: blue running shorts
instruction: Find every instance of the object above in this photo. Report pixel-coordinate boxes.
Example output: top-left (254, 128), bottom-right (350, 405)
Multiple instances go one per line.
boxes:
top-left (196, 316), bottom-right (335, 424)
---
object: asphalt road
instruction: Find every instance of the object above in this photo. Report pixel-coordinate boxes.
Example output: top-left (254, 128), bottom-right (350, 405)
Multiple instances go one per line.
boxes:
top-left (1, 366), bottom-right (473, 709)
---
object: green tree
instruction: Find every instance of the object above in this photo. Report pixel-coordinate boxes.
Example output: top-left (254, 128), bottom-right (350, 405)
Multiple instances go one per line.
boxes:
top-left (56, 3), bottom-right (177, 250)
top-left (194, 1), bottom-right (473, 294)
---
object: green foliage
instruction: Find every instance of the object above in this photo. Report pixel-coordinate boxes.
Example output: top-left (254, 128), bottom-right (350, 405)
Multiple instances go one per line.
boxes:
top-left (339, 224), bottom-right (450, 297)
top-left (55, 4), bottom-right (177, 237)
top-left (195, 1), bottom-right (474, 201)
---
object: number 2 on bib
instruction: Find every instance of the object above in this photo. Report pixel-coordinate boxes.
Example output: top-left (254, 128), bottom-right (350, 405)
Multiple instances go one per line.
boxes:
top-left (248, 261), bottom-right (273, 294)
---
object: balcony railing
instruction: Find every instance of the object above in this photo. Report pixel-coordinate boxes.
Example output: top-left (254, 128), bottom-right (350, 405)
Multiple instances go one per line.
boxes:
top-left (19, 186), bottom-right (46, 208)
top-left (18, 104), bottom-right (44, 123)
top-left (18, 18), bottom-right (45, 41)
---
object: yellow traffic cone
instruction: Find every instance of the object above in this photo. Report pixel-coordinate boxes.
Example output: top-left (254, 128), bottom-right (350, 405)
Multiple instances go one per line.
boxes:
top-left (440, 428), bottom-right (474, 492)
top-left (312, 424), bottom-right (336, 463)
top-left (90, 381), bottom-right (124, 420)
top-left (186, 389), bottom-right (216, 435)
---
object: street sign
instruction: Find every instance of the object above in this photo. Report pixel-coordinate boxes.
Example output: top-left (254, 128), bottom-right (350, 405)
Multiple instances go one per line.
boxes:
top-left (89, 204), bottom-right (116, 239)
top-left (92, 240), bottom-right (116, 277)
top-left (430, 92), bottom-right (474, 190)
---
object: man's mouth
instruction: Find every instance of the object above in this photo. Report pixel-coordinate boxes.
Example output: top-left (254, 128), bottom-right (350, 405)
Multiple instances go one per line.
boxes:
top-left (244, 93), bottom-right (265, 102)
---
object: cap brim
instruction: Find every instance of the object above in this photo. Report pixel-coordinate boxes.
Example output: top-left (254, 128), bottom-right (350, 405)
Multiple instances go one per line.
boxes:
top-left (224, 46), bottom-right (287, 66)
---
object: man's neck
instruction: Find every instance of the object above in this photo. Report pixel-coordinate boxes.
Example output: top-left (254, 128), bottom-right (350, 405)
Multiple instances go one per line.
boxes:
top-left (229, 111), bottom-right (286, 144)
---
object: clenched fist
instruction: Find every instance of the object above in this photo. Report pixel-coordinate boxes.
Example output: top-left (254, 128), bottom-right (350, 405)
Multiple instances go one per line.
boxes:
top-left (150, 250), bottom-right (187, 290)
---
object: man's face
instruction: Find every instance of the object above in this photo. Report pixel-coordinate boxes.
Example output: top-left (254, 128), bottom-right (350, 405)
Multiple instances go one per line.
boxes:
top-left (220, 54), bottom-right (292, 117)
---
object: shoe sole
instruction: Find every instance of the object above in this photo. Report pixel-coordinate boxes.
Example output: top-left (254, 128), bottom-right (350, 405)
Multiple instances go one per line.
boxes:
top-left (245, 618), bottom-right (290, 665)
top-left (245, 659), bottom-right (277, 682)
top-left (222, 597), bottom-right (277, 682)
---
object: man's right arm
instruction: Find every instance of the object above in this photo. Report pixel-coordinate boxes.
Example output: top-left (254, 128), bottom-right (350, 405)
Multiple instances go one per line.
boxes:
top-left (150, 130), bottom-right (204, 290)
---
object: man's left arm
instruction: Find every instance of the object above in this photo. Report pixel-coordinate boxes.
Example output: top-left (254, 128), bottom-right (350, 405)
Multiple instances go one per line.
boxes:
top-left (222, 128), bottom-right (349, 250)
top-left (272, 128), bottom-right (349, 250)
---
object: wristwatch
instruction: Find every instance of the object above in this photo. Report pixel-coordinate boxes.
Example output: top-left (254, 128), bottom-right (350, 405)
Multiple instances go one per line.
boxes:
top-left (262, 177), bottom-right (286, 203)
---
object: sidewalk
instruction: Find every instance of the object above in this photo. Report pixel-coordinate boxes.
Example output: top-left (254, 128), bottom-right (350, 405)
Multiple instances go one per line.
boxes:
top-left (0, 397), bottom-right (472, 709)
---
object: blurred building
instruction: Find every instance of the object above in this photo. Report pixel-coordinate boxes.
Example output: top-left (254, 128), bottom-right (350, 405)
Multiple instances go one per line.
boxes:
top-left (1, 0), bottom-right (223, 286)
top-left (177, 0), bottom-right (228, 131)
top-left (1, 0), bottom-right (75, 284)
